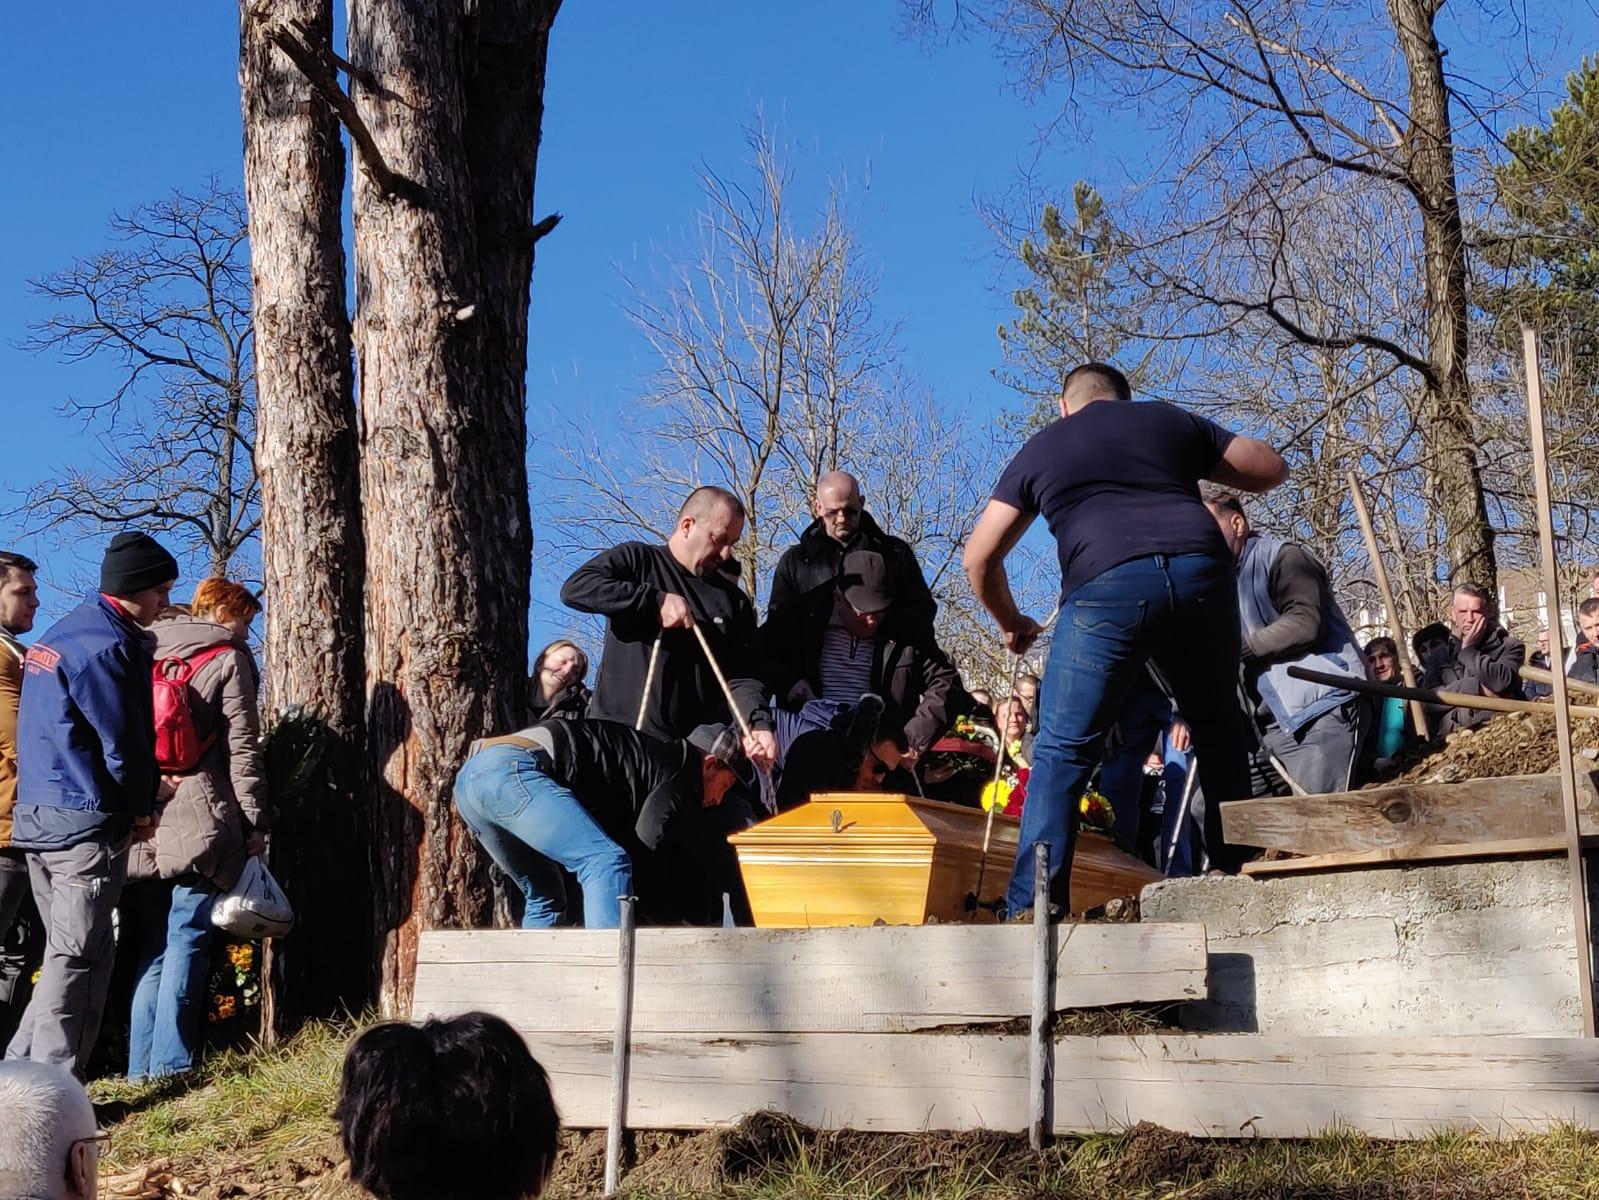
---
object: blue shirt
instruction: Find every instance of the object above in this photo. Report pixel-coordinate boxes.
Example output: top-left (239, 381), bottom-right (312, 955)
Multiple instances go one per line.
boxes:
top-left (992, 400), bottom-right (1235, 600)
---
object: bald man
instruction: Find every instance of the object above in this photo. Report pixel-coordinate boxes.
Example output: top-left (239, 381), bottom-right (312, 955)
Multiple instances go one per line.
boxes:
top-left (768, 471), bottom-right (936, 634)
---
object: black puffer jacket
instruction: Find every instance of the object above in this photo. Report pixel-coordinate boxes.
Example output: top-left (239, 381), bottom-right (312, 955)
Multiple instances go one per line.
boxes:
top-left (767, 512), bottom-right (936, 633)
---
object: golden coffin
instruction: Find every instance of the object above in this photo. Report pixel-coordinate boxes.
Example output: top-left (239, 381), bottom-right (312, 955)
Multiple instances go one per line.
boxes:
top-left (729, 792), bottom-right (1163, 927)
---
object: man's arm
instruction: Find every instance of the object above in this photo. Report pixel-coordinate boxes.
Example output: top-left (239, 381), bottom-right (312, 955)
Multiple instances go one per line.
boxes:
top-left (1208, 436), bottom-right (1289, 493)
top-left (560, 544), bottom-right (660, 620)
top-left (963, 500), bottom-right (1042, 653)
top-left (1245, 545), bottom-right (1326, 664)
top-left (0, 652), bottom-right (20, 787)
top-left (766, 548), bottom-right (801, 620)
top-left (75, 645), bottom-right (158, 819)
top-left (891, 539), bottom-right (939, 634)
top-left (902, 645), bottom-right (960, 755)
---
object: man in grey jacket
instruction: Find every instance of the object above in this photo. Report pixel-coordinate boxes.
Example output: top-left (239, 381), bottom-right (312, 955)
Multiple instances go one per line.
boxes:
top-left (1421, 583), bottom-right (1527, 736)
top-left (1205, 492), bottom-right (1369, 796)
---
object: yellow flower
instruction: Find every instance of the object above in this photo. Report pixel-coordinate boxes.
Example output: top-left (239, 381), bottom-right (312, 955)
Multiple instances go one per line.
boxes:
top-left (980, 777), bottom-right (1014, 813)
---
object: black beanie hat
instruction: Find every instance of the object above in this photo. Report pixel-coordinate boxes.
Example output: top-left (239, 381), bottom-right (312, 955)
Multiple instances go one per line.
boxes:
top-left (100, 532), bottom-right (179, 597)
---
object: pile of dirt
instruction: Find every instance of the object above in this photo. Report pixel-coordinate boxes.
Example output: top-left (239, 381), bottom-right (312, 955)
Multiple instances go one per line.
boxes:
top-left (1104, 1121), bottom-right (1219, 1189)
top-left (1373, 711), bottom-right (1599, 786)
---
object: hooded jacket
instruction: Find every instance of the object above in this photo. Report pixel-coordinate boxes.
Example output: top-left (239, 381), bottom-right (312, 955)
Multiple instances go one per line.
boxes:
top-left (767, 512), bottom-right (936, 633)
top-left (12, 593), bottom-right (158, 850)
top-left (128, 615), bottom-right (271, 889)
top-left (760, 588), bottom-right (961, 755)
top-left (0, 629), bottom-right (24, 848)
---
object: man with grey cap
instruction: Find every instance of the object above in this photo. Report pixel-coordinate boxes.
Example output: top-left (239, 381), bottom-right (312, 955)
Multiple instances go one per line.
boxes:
top-left (454, 717), bottom-right (755, 928)
top-left (0, 1059), bottom-right (103, 1199)
top-left (7, 531), bottom-right (177, 1073)
top-left (761, 547), bottom-right (961, 805)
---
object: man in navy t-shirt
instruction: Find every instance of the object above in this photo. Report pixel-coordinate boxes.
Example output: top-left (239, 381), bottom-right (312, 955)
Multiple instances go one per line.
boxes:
top-left (964, 362), bottom-right (1288, 916)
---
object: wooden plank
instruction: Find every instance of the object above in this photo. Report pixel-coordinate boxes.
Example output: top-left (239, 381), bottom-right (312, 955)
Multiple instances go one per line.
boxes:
top-left (412, 923), bottom-right (1207, 1034)
top-left (1221, 773), bottom-right (1599, 856)
top-left (1240, 835), bottom-right (1597, 877)
top-left (512, 1031), bottom-right (1599, 1138)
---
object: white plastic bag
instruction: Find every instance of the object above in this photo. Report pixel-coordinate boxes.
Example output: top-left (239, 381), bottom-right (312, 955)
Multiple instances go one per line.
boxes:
top-left (211, 856), bottom-right (295, 939)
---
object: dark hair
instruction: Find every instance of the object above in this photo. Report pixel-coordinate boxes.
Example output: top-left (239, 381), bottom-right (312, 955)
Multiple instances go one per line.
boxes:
top-left (678, 485), bottom-right (745, 523)
top-left (1200, 486), bottom-right (1246, 518)
top-left (336, 1013), bottom-right (559, 1200)
top-left (1063, 361), bottom-right (1132, 402)
top-left (1363, 636), bottom-right (1398, 660)
top-left (1580, 598), bottom-right (1599, 620)
top-left (0, 551), bottom-right (38, 582)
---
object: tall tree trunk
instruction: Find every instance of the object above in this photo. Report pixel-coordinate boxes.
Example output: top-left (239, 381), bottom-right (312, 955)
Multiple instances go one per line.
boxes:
top-left (349, 0), bottom-right (549, 1016)
top-left (1389, 0), bottom-right (1497, 594)
top-left (240, 0), bottom-right (372, 1032)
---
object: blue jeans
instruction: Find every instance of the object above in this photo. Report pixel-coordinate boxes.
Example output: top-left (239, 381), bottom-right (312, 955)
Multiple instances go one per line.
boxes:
top-left (1005, 553), bottom-right (1252, 915)
top-left (127, 876), bottom-right (216, 1079)
top-left (453, 745), bottom-right (631, 929)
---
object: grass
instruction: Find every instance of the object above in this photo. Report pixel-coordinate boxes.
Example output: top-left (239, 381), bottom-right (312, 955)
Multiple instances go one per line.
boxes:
top-left (86, 1019), bottom-right (1599, 1199)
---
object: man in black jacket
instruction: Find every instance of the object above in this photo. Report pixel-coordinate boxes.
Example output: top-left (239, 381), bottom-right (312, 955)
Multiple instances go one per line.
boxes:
top-left (1569, 599), bottom-right (1599, 687)
top-left (456, 719), bottom-right (755, 928)
top-left (561, 486), bottom-right (776, 770)
top-left (1420, 583), bottom-right (1527, 736)
top-left (761, 548), bottom-right (960, 807)
top-left (767, 471), bottom-right (936, 635)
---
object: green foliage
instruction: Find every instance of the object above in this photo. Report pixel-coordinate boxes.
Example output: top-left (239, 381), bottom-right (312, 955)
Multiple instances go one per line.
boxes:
top-left (996, 182), bottom-right (1157, 432)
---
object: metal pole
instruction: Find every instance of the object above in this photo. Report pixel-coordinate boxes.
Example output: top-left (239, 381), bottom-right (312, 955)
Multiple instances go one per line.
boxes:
top-left (603, 895), bottom-right (639, 1197)
top-left (1029, 841), bottom-right (1052, 1151)
top-left (1346, 471), bottom-right (1431, 740)
top-left (1164, 754), bottom-right (1199, 871)
top-left (634, 634), bottom-right (663, 731)
top-left (1523, 325), bottom-right (1597, 1038)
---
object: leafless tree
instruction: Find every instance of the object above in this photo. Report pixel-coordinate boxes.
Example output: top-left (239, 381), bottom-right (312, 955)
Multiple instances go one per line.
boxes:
top-left (14, 183), bottom-right (256, 578)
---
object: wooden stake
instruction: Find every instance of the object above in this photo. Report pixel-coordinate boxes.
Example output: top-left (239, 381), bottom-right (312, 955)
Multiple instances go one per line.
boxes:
top-left (604, 895), bottom-right (639, 1197)
top-left (634, 634), bottom-right (663, 731)
top-left (1523, 325), bottom-right (1597, 1038)
top-left (1029, 841), bottom-right (1052, 1151)
top-left (1523, 661), bottom-right (1599, 701)
top-left (1347, 472), bottom-right (1430, 740)
top-left (689, 622), bottom-right (754, 740)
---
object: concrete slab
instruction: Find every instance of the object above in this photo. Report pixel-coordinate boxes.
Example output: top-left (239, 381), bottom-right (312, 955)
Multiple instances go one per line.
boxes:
top-left (1140, 857), bottom-right (1599, 1035)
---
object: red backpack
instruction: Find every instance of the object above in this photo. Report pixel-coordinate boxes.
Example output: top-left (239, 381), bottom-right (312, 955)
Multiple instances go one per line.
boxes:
top-left (152, 645), bottom-right (235, 773)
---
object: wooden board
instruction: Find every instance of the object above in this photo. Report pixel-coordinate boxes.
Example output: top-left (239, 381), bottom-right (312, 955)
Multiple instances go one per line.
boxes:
top-left (1221, 773), bottom-right (1599, 857)
top-left (511, 1031), bottom-right (1599, 1138)
top-left (1240, 835), bottom-right (1599, 877)
top-left (412, 923), bottom-right (1208, 1034)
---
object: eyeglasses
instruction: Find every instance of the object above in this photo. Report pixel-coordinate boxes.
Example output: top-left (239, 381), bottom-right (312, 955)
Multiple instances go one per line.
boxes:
top-left (74, 1131), bottom-right (112, 1161)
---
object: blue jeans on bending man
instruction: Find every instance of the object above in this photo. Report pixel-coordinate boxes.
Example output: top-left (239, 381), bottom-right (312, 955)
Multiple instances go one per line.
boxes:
top-left (1004, 552), bottom-right (1252, 916)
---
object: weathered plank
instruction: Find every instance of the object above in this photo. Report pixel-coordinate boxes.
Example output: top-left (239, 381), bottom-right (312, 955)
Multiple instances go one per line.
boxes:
top-left (412, 923), bottom-right (1207, 1034)
top-left (1221, 773), bottom-right (1599, 856)
top-left (1240, 836), bottom-right (1598, 877)
top-left (514, 1031), bottom-right (1599, 1138)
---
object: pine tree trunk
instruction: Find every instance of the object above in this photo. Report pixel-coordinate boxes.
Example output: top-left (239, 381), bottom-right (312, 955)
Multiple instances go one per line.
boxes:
top-left (240, 0), bottom-right (373, 1034)
top-left (1389, 0), bottom-right (1497, 593)
top-left (348, 0), bottom-right (551, 1016)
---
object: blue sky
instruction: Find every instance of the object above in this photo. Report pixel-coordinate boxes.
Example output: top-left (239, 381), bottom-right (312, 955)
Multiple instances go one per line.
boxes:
top-left (3, 2), bottom-right (1597, 655)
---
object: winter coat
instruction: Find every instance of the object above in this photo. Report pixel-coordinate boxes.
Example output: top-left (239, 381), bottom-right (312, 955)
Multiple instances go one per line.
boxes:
top-left (560, 542), bottom-right (772, 741)
top-left (1421, 624), bottom-right (1527, 736)
top-left (12, 594), bottom-right (158, 851)
top-left (127, 615), bottom-right (270, 889)
top-left (1571, 643), bottom-right (1599, 688)
top-left (767, 512), bottom-right (936, 634)
top-left (759, 590), bottom-right (961, 755)
top-left (527, 681), bottom-right (591, 725)
top-left (0, 630), bottom-right (23, 848)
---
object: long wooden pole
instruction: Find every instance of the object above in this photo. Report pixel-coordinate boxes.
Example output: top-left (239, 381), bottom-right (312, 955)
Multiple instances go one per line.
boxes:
top-left (1523, 325), bottom-right (1597, 1038)
top-left (1285, 665), bottom-right (1599, 720)
top-left (1523, 662), bottom-right (1599, 701)
top-left (690, 622), bottom-right (754, 741)
top-left (1346, 472), bottom-right (1430, 740)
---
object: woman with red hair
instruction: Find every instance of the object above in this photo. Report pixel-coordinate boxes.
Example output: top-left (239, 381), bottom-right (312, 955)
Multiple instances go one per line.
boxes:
top-left (123, 577), bottom-right (270, 1079)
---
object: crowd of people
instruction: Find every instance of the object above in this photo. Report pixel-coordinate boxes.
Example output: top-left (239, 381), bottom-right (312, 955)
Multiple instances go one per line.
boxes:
top-left (5, 358), bottom-right (1599, 1107)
